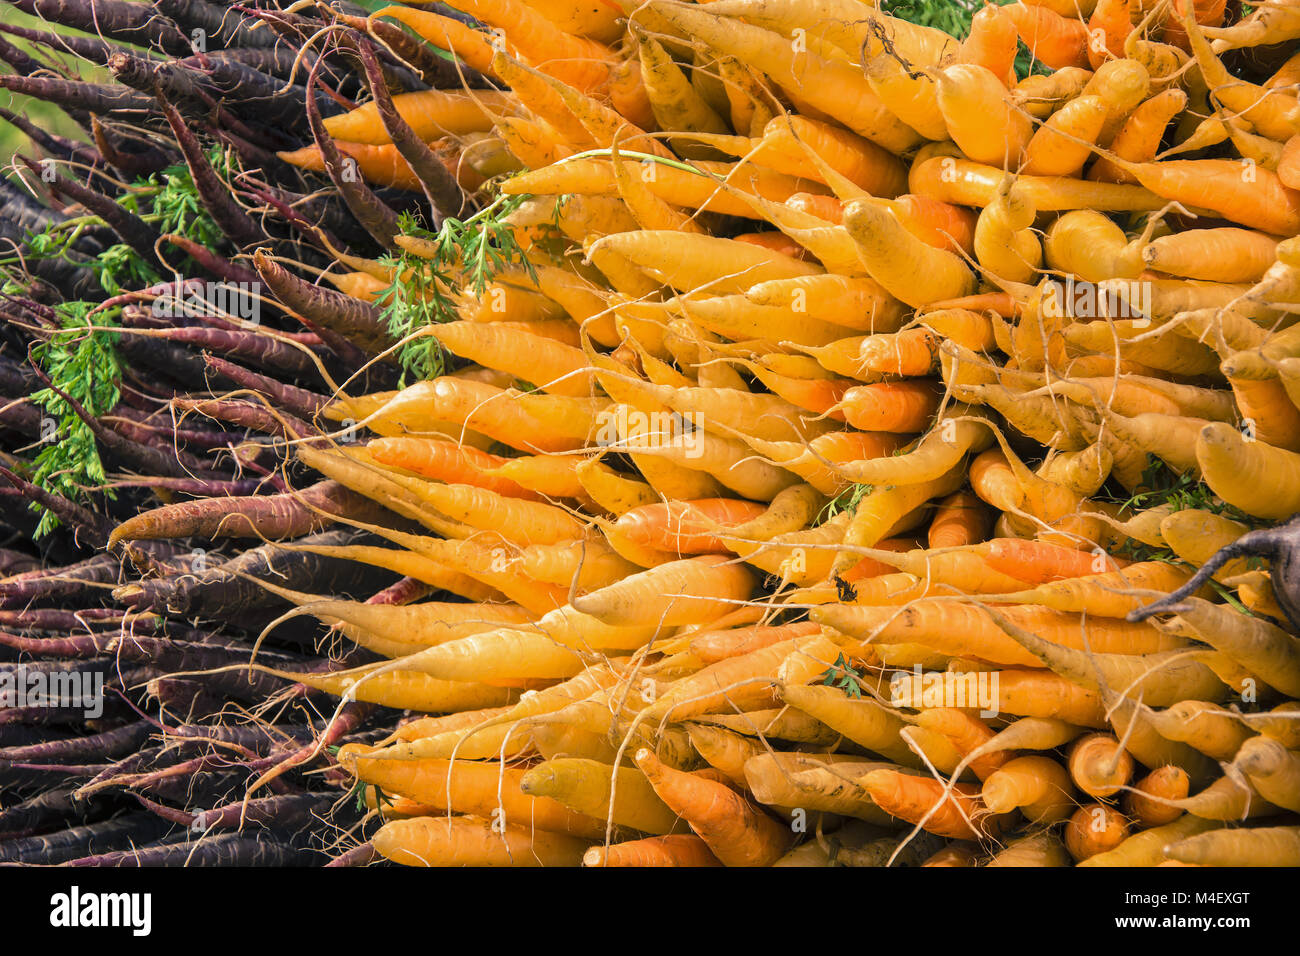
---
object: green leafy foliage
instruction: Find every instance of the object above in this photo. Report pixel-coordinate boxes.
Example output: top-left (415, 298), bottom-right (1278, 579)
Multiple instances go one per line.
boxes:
top-left (821, 653), bottom-right (866, 699)
top-left (818, 482), bottom-right (874, 523)
top-left (28, 301), bottom-right (121, 537)
top-left (2, 150), bottom-right (227, 533)
top-left (377, 195), bottom-right (539, 385)
top-left (1111, 455), bottom-right (1265, 528)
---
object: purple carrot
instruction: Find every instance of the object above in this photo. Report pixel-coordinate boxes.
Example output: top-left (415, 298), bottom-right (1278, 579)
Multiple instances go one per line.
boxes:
top-left (110, 528), bottom-right (392, 617)
top-left (162, 234), bottom-right (262, 287)
top-left (172, 397), bottom-right (320, 441)
top-left (188, 792), bottom-right (334, 832)
top-left (357, 38), bottom-right (466, 223)
top-left (154, 0), bottom-right (277, 50)
top-left (0, 551), bottom-right (39, 577)
top-left (127, 326), bottom-right (321, 379)
top-left (252, 248), bottom-right (395, 357)
top-left (156, 95), bottom-right (267, 248)
top-left (64, 831), bottom-right (315, 866)
top-left (108, 478), bottom-right (385, 546)
top-left (0, 21), bottom-right (159, 67)
top-left (325, 841), bottom-right (376, 867)
top-left (203, 354), bottom-right (328, 421)
top-left (0, 552), bottom-right (120, 611)
top-left (90, 117), bottom-right (175, 179)
top-left (304, 60), bottom-right (399, 249)
top-left (27, 363), bottom-right (231, 482)
top-left (0, 107), bottom-right (106, 183)
top-left (41, 166), bottom-right (163, 268)
top-left (0, 630), bottom-right (116, 659)
top-left (0, 786), bottom-right (110, 837)
top-left (0, 814), bottom-right (173, 865)
top-left (0, 720), bottom-right (152, 764)
top-left (11, 0), bottom-right (193, 56)
top-left (0, 464), bottom-right (114, 548)
top-left (0, 74), bottom-right (152, 117)
top-left (107, 405), bottom-right (245, 450)
top-left (367, 575), bottom-right (431, 607)
top-left (246, 700), bottom-right (375, 788)
top-left (0, 762), bottom-right (112, 789)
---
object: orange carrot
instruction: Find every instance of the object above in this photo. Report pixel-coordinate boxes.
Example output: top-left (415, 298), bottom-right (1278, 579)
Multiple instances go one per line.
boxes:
top-left (634, 748), bottom-right (792, 866)
top-left (861, 769), bottom-right (1004, 839)
top-left (928, 491), bottom-right (993, 549)
top-left (583, 835), bottom-right (723, 867)
top-left (983, 538), bottom-right (1123, 584)
top-left (1001, 2), bottom-right (1092, 70)
top-left (837, 381), bottom-right (943, 433)
top-left (613, 498), bottom-right (770, 555)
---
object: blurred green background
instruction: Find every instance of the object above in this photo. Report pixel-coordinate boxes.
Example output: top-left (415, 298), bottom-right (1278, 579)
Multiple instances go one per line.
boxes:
top-left (0, 2), bottom-right (104, 172)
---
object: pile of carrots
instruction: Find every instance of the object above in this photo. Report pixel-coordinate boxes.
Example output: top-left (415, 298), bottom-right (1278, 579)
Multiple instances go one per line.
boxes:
top-left (4, 0), bottom-right (1300, 866)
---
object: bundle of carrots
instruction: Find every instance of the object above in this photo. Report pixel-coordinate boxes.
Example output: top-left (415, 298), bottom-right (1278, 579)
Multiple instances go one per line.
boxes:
top-left (2, 0), bottom-right (1300, 867)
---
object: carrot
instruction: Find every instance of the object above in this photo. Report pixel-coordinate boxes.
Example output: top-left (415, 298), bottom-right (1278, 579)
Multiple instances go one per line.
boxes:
top-left (1067, 732), bottom-right (1135, 798)
top-left (591, 230), bottom-right (821, 296)
top-left (990, 608), bottom-right (1227, 706)
top-left (1143, 227), bottom-right (1280, 283)
top-left (633, 748), bottom-right (790, 866)
top-left (503, 158), bottom-right (819, 220)
top-left (373, 816), bottom-right (589, 867)
top-left (1065, 804), bottom-right (1131, 861)
top-left (1085, 0), bottom-right (1134, 68)
top-left (981, 755), bottom-right (1075, 823)
top-left (861, 769), bottom-right (1001, 840)
top-left (1078, 815), bottom-right (1220, 866)
top-left (1089, 88), bottom-right (1188, 184)
top-left (583, 835), bottom-right (723, 867)
top-left (1221, 352), bottom-right (1300, 453)
top-left (983, 538), bottom-right (1123, 583)
top-left (824, 601), bottom-right (1180, 665)
top-left (779, 683), bottom-right (919, 766)
top-left (914, 708), bottom-right (1006, 781)
top-left (648, 3), bottom-right (924, 155)
top-left (961, 3), bottom-right (1020, 86)
top-left (745, 753), bottom-right (897, 824)
top-left (519, 758), bottom-right (684, 834)
top-left (756, 115), bottom-right (909, 198)
top-left (1279, 135), bottom-right (1300, 191)
top-left (1001, 2), bottom-right (1092, 70)
top-left (571, 555), bottom-right (754, 628)
top-left (345, 755), bottom-right (606, 840)
top-left (974, 176), bottom-right (1043, 283)
top-left (1166, 826), bottom-right (1300, 867)
top-left (1117, 158), bottom-right (1300, 236)
top-left (639, 633), bottom-right (840, 723)
top-left (835, 381), bottom-right (943, 434)
top-left (613, 498), bottom-right (768, 555)
top-left (909, 149), bottom-right (1166, 212)
top-left (1195, 421), bottom-right (1300, 521)
top-left (1181, 4), bottom-right (1296, 142)
top-left (935, 64), bottom-right (1035, 168)
top-left (1024, 94), bottom-right (1110, 180)
top-left (367, 438), bottom-right (534, 499)
top-left (1122, 765), bottom-right (1190, 827)
top-left (928, 492), bottom-right (994, 549)
top-left (1234, 735), bottom-right (1300, 813)
top-left (634, 28), bottom-right (728, 150)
